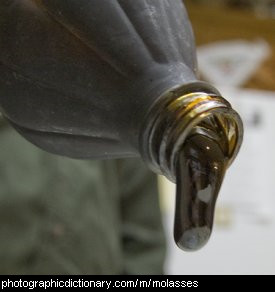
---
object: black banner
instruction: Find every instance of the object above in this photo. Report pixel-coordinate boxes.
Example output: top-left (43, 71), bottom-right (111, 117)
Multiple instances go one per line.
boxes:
top-left (0, 275), bottom-right (272, 289)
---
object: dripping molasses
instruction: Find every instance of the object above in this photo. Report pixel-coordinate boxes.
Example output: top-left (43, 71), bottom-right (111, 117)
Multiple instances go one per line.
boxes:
top-left (174, 132), bottom-right (228, 251)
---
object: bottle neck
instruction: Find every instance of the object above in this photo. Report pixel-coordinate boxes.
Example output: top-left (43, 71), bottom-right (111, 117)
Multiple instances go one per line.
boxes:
top-left (139, 83), bottom-right (243, 182)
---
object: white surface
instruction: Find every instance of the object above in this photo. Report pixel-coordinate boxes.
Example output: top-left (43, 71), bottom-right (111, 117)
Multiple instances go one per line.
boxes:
top-left (160, 87), bottom-right (275, 275)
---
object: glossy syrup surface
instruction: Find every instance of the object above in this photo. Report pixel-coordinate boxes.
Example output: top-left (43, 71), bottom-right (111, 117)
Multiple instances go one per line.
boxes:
top-left (174, 133), bottom-right (228, 251)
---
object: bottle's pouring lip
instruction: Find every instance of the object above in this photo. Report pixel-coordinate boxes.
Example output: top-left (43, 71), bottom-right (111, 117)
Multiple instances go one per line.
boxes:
top-left (139, 82), bottom-right (244, 182)
top-left (187, 106), bottom-right (243, 166)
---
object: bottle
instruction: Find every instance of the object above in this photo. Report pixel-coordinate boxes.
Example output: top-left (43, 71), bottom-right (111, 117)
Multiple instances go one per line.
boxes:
top-left (0, 0), bottom-right (243, 250)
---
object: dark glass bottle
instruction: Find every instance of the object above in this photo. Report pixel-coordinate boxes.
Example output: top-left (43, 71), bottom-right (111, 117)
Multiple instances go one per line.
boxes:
top-left (0, 0), bottom-right (243, 250)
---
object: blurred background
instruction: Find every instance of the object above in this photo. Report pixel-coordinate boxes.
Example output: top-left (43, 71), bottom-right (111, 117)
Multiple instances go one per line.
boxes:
top-left (0, 0), bottom-right (274, 275)
top-left (160, 0), bottom-right (275, 275)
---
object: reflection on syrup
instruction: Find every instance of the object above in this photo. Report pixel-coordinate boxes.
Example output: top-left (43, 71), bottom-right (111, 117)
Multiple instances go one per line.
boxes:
top-left (174, 132), bottom-right (228, 251)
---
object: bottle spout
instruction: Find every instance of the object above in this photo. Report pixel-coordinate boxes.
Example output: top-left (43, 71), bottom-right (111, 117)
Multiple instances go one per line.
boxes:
top-left (140, 83), bottom-right (243, 251)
